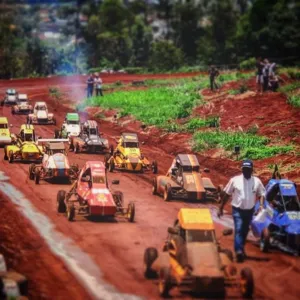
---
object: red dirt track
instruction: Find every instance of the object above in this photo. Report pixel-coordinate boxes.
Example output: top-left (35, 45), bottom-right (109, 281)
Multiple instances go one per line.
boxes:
top-left (0, 73), bottom-right (300, 300)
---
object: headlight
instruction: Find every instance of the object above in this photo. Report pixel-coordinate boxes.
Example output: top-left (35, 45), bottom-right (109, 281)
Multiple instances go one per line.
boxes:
top-left (87, 140), bottom-right (92, 144)
top-left (103, 140), bottom-right (108, 145)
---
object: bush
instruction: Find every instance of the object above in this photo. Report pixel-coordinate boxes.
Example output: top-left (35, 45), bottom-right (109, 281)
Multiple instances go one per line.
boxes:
top-left (287, 69), bottom-right (300, 80)
top-left (288, 95), bottom-right (300, 107)
top-left (123, 67), bottom-right (146, 74)
top-left (239, 57), bottom-right (256, 70)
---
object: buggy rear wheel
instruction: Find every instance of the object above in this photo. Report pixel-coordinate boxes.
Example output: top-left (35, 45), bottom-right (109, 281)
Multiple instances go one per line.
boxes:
top-left (158, 267), bottom-right (172, 298)
top-left (4, 147), bottom-right (8, 160)
top-left (109, 159), bottom-right (115, 172)
top-left (29, 164), bottom-right (35, 180)
top-left (57, 190), bottom-right (66, 213)
top-left (74, 143), bottom-right (80, 154)
top-left (8, 150), bottom-right (14, 163)
top-left (216, 184), bottom-right (224, 203)
top-left (240, 267), bottom-right (254, 298)
top-left (163, 184), bottom-right (172, 202)
top-left (152, 160), bottom-right (158, 174)
top-left (127, 202), bottom-right (135, 222)
top-left (54, 129), bottom-right (60, 139)
top-left (152, 177), bottom-right (158, 195)
top-left (109, 144), bottom-right (114, 155)
top-left (34, 169), bottom-right (40, 184)
top-left (144, 247), bottom-right (158, 279)
top-left (67, 204), bottom-right (75, 221)
top-left (260, 227), bottom-right (270, 253)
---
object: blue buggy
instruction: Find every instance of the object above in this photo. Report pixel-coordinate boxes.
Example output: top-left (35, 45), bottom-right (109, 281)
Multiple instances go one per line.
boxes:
top-left (251, 177), bottom-right (300, 255)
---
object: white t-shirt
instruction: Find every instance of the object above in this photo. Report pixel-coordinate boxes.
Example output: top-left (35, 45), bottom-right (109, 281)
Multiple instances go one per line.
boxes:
top-left (223, 174), bottom-right (266, 210)
top-left (94, 77), bottom-right (102, 89)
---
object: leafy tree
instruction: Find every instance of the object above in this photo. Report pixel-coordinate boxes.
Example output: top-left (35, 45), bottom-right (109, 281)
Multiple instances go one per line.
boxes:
top-left (149, 40), bottom-right (184, 71)
top-left (130, 16), bottom-right (152, 67)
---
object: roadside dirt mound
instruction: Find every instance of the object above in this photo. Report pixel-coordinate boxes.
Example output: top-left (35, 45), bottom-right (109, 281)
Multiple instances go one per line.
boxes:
top-left (197, 81), bottom-right (300, 145)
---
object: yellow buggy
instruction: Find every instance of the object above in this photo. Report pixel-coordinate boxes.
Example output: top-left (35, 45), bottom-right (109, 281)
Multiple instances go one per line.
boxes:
top-left (144, 208), bottom-right (254, 298)
top-left (104, 132), bottom-right (158, 173)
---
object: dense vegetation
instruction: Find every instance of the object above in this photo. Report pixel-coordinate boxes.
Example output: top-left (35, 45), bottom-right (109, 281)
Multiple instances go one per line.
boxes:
top-left (0, 0), bottom-right (299, 78)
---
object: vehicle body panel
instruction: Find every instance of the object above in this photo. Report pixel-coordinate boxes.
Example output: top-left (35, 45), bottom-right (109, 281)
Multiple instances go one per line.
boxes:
top-left (251, 178), bottom-right (300, 254)
top-left (27, 102), bottom-right (55, 125)
top-left (155, 154), bottom-right (219, 202)
top-left (0, 117), bottom-right (12, 145)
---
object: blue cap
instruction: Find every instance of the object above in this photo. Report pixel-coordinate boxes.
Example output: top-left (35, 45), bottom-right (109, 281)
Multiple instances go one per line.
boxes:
top-left (242, 159), bottom-right (253, 169)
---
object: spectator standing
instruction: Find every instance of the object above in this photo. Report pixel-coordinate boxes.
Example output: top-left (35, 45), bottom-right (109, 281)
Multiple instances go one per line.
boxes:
top-left (269, 74), bottom-right (285, 92)
top-left (86, 75), bottom-right (94, 98)
top-left (262, 59), bottom-right (270, 92)
top-left (218, 159), bottom-right (265, 263)
top-left (208, 65), bottom-right (220, 91)
top-left (256, 57), bottom-right (264, 93)
top-left (94, 73), bottom-right (103, 96)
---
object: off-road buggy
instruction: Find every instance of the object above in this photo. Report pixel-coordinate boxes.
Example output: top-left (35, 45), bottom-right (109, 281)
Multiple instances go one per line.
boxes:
top-left (27, 101), bottom-right (56, 125)
top-left (56, 161), bottom-right (135, 222)
top-left (152, 154), bottom-right (222, 202)
top-left (0, 117), bottom-right (12, 146)
top-left (4, 124), bottom-right (43, 163)
top-left (1, 89), bottom-right (18, 106)
top-left (251, 166), bottom-right (300, 256)
top-left (54, 112), bottom-right (81, 138)
top-left (69, 120), bottom-right (112, 154)
top-left (29, 139), bottom-right (79, 184)
top-left (144, 208), bottom-right (254, 298)
top-left (104, 132), bottom-right (158, 173)
top-left (11, 94), bottom-right (33, 115)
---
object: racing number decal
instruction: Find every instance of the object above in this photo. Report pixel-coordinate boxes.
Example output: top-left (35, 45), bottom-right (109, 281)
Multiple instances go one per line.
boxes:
top-left (185, 175), bottom-right (195, 184)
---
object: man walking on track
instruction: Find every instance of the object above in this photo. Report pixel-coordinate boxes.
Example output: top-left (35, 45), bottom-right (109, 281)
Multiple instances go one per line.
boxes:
top-left (208, 65), bottom-right (220, 91)
top-left (218, 159), bottom-right (266, 262)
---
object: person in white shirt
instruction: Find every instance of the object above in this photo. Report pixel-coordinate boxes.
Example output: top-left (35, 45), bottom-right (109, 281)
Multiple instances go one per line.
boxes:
top-left (94, 73), bottom-right (103, 96)
top-left (218, 159), bottom-right (265, 262)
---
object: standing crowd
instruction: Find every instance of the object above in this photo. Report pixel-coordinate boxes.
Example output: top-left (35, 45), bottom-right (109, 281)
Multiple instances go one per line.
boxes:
top-left (208, 58), bottom-right (285, 93)
top-left (86, 72), bottom-right (104, 98)
top-left (256, 57), bottom-right (284, 93)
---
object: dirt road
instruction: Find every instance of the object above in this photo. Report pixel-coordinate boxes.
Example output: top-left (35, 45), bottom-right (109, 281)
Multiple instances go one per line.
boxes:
top-left (0, 74), bottom-right (299, 300)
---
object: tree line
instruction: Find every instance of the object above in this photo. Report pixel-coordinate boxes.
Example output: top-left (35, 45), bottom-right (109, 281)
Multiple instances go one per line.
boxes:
top-left (0, 0), bottom-right (299, 78)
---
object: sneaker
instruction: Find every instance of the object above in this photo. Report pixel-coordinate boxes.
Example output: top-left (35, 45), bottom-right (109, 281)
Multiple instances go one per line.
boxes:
top-left (236, 251), bottom-right (244, 263)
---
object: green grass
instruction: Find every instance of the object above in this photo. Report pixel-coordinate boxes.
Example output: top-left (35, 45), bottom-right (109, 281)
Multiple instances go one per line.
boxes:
top-left (279, 82), bottom-right (300, 108)
top-left (288, 95), bottom-right (300, 107)
top-left (279, 82), bottom-right (300, 93)
top-left (79, 71), bottom-right (252, 129)
top-left (192, 130), bottom-right (293, 159)
top-left (279, 67), bottom-right (300, 80)
top-left (79, 81), bottom-right (206, 127)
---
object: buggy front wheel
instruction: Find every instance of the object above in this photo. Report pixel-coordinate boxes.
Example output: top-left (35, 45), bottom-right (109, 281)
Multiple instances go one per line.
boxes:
top-left (163, 184), bottom-right (172, 202)
top-left (158, 267), bottom-right (172, 298)
top-left (57, 190), bottom-right (66, 213)
top-left (67, 205), bottom-right (75, 221)
top-left (260, 227), bottom-right (270, 253)
top-left (127, 202), bottom-right (135, 222)
top-left (152, 177), bottom-right (158, 195)
top-left (240, 267), bottom-right (254, 298)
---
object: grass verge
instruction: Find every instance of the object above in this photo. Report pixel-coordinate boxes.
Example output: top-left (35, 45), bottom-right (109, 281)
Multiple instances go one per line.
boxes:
top-left (192, 130), bottom-right (293, 159)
